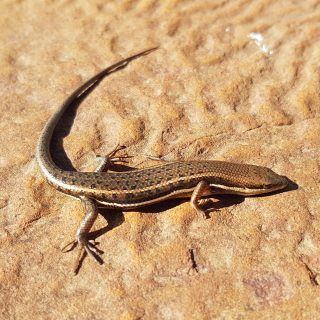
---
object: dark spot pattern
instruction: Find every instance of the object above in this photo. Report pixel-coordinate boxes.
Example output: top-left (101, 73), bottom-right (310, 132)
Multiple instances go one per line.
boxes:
top-left (49, 160), bottom-right (286, 206)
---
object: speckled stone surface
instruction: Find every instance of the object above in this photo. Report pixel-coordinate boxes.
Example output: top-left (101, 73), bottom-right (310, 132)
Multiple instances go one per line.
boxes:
top-left (0, 1), bottom-right (319, 319)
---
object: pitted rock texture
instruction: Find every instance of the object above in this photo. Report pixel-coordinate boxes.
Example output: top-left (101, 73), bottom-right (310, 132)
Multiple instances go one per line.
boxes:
top-left (0, 1), bottom-right (319, 319)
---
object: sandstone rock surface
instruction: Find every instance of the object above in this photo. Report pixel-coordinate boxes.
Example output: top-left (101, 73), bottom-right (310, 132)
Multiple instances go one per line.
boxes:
top-left (1, 1), bottom-right (319, 319)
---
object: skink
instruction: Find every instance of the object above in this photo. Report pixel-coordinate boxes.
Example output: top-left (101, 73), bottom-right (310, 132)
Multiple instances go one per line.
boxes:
top-left (36, 48), bottom-right (288, 271)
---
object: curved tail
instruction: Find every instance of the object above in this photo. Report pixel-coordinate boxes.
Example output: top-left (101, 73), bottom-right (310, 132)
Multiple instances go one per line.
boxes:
top-left (36, 47), bottom-right (159, 182)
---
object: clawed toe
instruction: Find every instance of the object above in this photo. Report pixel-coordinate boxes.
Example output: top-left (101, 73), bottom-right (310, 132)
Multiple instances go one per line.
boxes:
top-left (82, 242), bottom-right (104, 265)
top-left (62, 237), bottom-right (103, 274)
top-left (87, 239), bottom-right (104, 255)
top-left (96, 144), bottom-right (133, 170)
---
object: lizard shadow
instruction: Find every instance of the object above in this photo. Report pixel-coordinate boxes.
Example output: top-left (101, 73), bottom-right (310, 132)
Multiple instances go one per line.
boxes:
top-left (76, 169), bottom-right (296, 272)
top-left (51, 80), bottom-right (98, 171)
top-left (90, 190), bottom-right (245, 241)
top-left (76, 178), bottom-right (295, 273)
